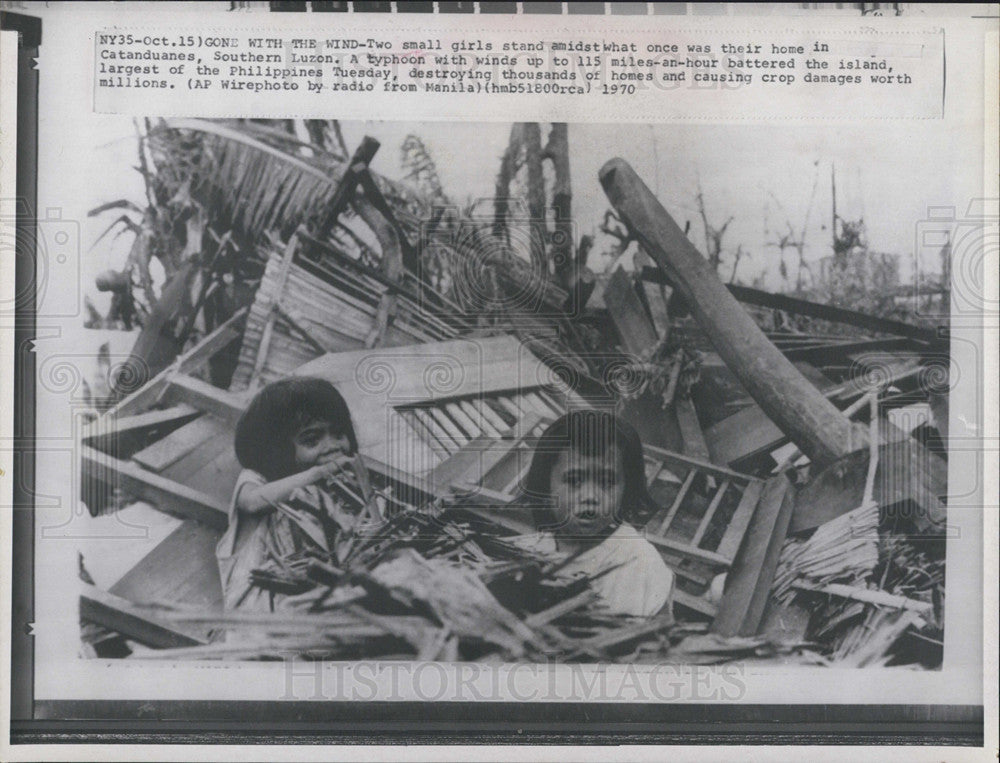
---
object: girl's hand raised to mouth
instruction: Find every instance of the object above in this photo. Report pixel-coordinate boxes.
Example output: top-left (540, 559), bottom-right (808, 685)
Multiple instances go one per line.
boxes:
top-left (311, 453), bottom-right (353, 484)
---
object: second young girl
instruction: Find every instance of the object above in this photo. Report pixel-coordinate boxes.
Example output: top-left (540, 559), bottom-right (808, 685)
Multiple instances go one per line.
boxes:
top-left (216, 376), bottom-right (360, 612)
top-left (519, 409), bottom-right (675, 618)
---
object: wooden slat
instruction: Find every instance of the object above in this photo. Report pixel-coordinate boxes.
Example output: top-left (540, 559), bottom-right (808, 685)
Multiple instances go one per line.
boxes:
top-left (427, 406), bottom-right (468, 448)
top-left (460, 399), bottom-right (502, 439)
top-left (399, 409), bottom-right (450, 460)
top-left (715, 479), bottom-right (764, 560)
top-left (645, 531), bottom-right (732, 568)
top-left (535, 388), bottom-right (566, 416)
top-left (81, 445), bottom-right (228, 530)
top-left (132, 416), bottom-right (224, 473)
top-left (251, 233), bottom-right (304, 387)
top-left (691, 479), bottom-right (731, 546)
top-left (711, 474), bottom-right (795, 637)
top-left (482, 396), bottom-right (517, 427)
top-left (643, 443), bottom-right (753, 484)
top-left (518, 392), bottom-right (556, 420)
top-left (468, 398), bottom-right (509, 437)
top-left (524, 391), bottom-right (561, 419)
top-left (444, 401), bottom-right (481, 440)
top-left (496, 395), bottom-right (525, 421)
top-left (411, 408), bottom-right (457, 454)
top-left (649, 468), bottom-right (696, 536)
top-left (80, 583), bottom-right (207, 649)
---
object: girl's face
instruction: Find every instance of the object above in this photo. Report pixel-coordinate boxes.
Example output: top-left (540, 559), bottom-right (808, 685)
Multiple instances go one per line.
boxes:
top-left (292, 418), bottom-right (351, 469)
top-left (548, 447), bottom-right (625, 540)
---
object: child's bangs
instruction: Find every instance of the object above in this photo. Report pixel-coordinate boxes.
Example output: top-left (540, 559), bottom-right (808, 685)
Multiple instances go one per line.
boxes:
top-left (562, 411), bottom-right (625, 460)
top-left (290, 382), bottom-right (351, 435)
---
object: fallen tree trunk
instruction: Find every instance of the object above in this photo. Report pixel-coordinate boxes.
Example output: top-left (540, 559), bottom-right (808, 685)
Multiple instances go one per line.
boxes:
top-left (599, 158), bottom-right (865, 468)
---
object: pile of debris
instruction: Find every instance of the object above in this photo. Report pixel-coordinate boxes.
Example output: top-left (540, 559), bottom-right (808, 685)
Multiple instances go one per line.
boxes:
top-left (80, 120), bottom-right (949, 668)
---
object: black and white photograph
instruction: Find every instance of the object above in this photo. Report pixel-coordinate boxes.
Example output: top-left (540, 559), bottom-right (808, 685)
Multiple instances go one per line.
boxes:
top-left (0, 1), bottom-right (995, 758)
top-left (71, 116), bottom-right (960, 668)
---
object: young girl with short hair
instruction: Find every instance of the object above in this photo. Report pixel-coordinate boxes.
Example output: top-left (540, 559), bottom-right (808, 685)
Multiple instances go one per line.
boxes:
top-left (519, 409), bottom-right (675, 618)
top-left (216, 376), bottom-right (360, 612)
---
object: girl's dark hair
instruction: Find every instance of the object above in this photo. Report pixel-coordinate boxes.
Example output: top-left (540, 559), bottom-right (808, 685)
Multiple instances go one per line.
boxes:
top-left (519, 409), bottom-right (658, 529)
top-left (234, 376), bottom-right (358, 481)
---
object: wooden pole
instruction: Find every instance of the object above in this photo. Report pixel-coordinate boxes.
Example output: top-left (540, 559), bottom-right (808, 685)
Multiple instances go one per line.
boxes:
top-left (599, 158), bottom-right (864, 467)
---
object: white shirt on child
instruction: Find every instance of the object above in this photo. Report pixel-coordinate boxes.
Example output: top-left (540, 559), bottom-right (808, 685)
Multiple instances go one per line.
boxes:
top-left (512, 524), bottom-right (675, 618)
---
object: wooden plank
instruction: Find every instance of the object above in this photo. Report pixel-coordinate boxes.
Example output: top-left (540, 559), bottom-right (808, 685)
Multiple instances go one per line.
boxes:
top-left (496, 395), bottom-right (525, 421)
top-left (81, 445), bottom-right (228, 530)
top-left (524, 390), bottom-right (561, 419)
top-left (782, 337), bottom-right (914, 364)
top-left (711, 474), bottom-right (795, 637)
top-left (275, 302), bottom-right (329, 355)
top-left (534, 388), bottom-right (567, 417)
top-left (411, 408), bottom-right (457, 454)
top-left (295, 336), bottom-right (557, 404)
top-left (715, 478), bottom-right (764, 560)
top-left (601, 159), bottom-right (862, 468)
top-left (485, 396), bottom-right (518, 427)
top-left (603, 266), bottom-right (659, 357)
top-left (110, 519), bottom-right (224, 612)
top-left (639, 269), bottom-right (940, 344)
top-left (674, 395), bottom-right (711, 463)
top-left (649, 468), bottom-right (696, 536)
top-left (182, 439), bottom-right (241, 508)
top-left (81, 404), bottom-right (201, 456)
top-left (162, 425), bottom-right (232, 486)
top-left (80, 583), bottom-right (207, 649)
top-left (132, 416), bottom-right (224, 473)
top-left (159, 374), bottom-right (245, 427)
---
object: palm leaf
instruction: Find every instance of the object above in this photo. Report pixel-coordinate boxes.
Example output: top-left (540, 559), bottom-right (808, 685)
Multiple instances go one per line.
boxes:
top-left (150, 119), bottom-right (430, 244)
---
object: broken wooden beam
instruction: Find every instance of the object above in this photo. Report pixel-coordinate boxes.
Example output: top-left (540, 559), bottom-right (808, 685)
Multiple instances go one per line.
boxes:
top-left (640, 268), bottom-right (941, 344)
top-left (81, 445), bottom-right (228, 529)
top-left (600, 159), bottom-right (865, 469)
